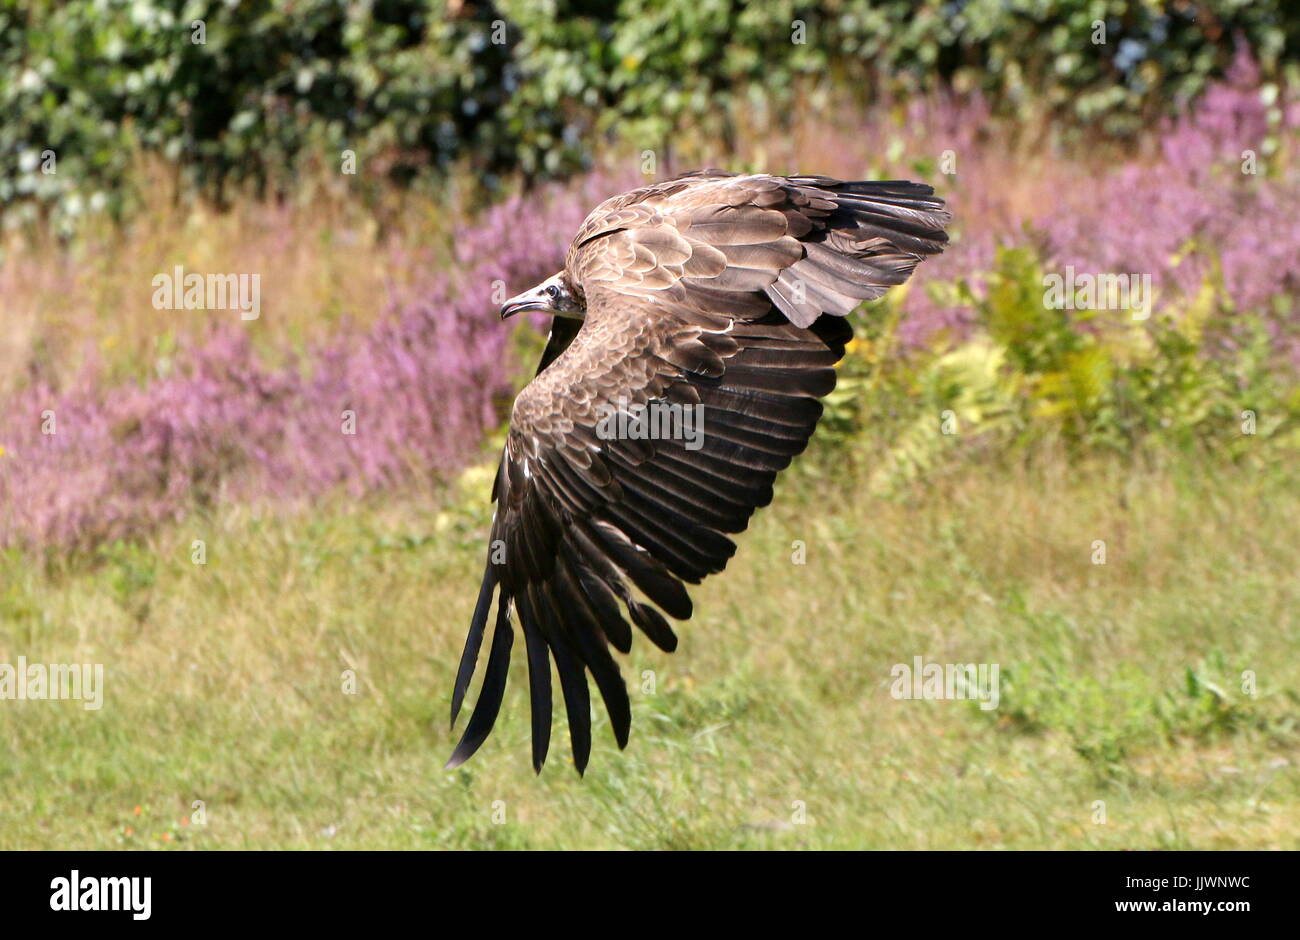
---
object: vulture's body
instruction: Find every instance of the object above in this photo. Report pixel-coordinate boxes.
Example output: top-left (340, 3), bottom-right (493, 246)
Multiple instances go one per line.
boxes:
top-left (448, 171), bottom-right (951, 773)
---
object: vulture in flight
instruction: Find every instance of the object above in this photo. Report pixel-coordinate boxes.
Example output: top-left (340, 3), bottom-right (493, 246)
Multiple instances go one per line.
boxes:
top-left (447, 170), bottom-right (950, 773)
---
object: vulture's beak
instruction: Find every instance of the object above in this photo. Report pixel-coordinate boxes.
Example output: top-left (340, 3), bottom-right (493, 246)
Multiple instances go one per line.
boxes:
top-left (500, 287), bottom-right (552, 320)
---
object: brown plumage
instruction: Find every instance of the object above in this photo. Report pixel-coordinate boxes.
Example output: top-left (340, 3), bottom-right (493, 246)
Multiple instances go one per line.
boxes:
top-left (447, 170), bottom-right (951, 773)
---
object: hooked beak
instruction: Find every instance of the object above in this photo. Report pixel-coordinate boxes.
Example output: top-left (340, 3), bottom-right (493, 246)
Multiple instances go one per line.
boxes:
top-left (500, 290), bottom-right (552, 320)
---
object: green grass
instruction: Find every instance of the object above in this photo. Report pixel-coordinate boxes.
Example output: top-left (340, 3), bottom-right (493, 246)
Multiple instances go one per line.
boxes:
top-left (1, 444), bottom-right (1297, 849)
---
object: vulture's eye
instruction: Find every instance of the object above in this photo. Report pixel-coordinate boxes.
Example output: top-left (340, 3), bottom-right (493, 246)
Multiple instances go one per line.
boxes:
top-left (545, 285), bottom-right (561, 301)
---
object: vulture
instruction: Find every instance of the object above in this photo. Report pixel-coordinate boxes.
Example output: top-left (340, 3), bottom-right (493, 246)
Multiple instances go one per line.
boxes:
top-left (447, 170), bottom-right (950, 773)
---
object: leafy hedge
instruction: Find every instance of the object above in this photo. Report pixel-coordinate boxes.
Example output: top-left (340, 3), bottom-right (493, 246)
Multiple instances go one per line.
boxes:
top-left (3, 0), bottom-right (1296, 220)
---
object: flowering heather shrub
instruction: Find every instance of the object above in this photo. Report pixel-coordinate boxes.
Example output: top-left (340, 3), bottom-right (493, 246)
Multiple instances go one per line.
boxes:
top-left (1038, 49), bottom-right (1299, 319)
top-left (0, 329), bottom-right (295, 551)
top-left (0, 172), bottom-right (631, 551)
top-left (899, 47), bottom-right (1300, 354)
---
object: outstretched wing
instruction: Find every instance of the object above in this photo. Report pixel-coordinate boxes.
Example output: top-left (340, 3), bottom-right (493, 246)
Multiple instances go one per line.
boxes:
top-left (447, 172), bottom-right (950, 773)
top-left (567, 170), bottom-right (950, 327)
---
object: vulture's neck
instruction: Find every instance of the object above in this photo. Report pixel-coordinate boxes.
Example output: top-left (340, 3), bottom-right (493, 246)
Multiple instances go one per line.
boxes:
top-left (535, 316), bottom-right (583, 375)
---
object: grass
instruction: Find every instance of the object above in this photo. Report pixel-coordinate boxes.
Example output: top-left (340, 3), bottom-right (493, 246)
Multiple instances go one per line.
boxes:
top-left (1, 442), bottom-right (1296, 850)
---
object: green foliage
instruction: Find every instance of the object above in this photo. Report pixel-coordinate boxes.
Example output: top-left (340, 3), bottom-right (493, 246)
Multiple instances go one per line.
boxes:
top-left (827, 246), bottom-right (1300, 492)
top-left (997, 649), bottom-right (1297, 783)
top-left (2, 0), bottom-right (517, 220)
top-left (4, 0), bottom-right (1296, 221)
top-left (96, 538), bottom-right (158, 623)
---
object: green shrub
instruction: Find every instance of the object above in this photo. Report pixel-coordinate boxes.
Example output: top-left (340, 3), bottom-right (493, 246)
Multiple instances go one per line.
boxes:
top-left (3, 0), bottom-right (1295, 221)
top-left (827, 246), bottom-right (1300, 490)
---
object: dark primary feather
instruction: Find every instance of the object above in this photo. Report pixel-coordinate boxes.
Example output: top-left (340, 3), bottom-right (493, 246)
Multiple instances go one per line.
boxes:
top-left (447, 171), bottom-right (949, 773)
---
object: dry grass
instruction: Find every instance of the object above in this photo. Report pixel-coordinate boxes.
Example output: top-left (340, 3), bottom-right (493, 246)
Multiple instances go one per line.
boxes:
top-left (0, 445), bottom-right (1295, 849)
top-left (0, 159), bottom-right (474, 400)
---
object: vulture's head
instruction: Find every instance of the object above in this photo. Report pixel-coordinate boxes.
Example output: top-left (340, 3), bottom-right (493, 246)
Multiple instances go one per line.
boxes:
top-left (500, 272), bottom-right (583, 321)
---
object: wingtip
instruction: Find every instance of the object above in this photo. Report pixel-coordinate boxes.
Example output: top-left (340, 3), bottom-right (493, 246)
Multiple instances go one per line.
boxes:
top-left (531, 743), bottom-right (549, 775)
top-left (572, 735), bottom-right (591, 778)
top-left (444, 732), bottom-right (483, 771)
